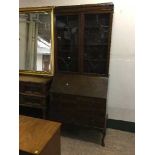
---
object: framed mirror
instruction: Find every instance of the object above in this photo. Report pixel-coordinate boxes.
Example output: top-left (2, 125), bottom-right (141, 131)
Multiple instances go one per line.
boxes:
top-left (19, 7), bottom-right (54, 76)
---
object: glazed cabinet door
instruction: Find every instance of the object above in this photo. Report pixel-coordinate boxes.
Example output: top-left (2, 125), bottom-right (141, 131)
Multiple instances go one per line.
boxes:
top-left (83, 13), bottom-right (111, 75)
top-left (56, 15), bottom-right (79, 72)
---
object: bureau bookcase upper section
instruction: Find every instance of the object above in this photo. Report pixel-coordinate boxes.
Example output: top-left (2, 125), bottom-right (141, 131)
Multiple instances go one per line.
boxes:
top-left (54, 3), bottom-right (114, 77)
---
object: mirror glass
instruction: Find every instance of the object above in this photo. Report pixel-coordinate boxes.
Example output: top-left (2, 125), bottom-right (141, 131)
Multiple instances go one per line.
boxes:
top-left (19, 11), bottom-right (52, 72)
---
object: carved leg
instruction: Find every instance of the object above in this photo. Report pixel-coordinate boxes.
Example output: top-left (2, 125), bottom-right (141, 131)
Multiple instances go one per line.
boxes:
top-left (101, 114), bottom-right (108, 146)
top-left (101, 130), bottom-right (106, 146)
top-left (102, 138), bottom-right (105, 146)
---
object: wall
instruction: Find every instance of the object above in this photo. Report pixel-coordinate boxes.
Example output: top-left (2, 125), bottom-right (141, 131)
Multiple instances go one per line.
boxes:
top-left (19, 0), bottom-right (135, 122)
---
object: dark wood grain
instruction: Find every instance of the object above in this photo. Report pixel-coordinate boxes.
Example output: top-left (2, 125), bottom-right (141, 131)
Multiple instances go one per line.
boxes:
top-left (50, 3), bottom-right (113, 146)
top-left (55, 3), bottom-right (114, 14)
top-left (51, 74), bottom-right (108, 98)
top-left (105, 12), bottom-right (113, 76)
top-left (54, 3), bottom-right (113, 76)
top-left (50, 74), bottom-right (108, 145)
top-left (19, 75), bottom-right (52, 119)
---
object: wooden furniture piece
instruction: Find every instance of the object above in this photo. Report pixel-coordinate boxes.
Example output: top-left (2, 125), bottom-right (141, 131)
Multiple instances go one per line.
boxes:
top-left (19, 115), bottom-right (61, 155)
top-left (19, 75), bottom-right (52, 119)
top-left (54, 3), bottom-right (113, 76)
top-left (50, 3), bottom-right (113, 146)
top-left (50, 74), bottom-right (108, 145)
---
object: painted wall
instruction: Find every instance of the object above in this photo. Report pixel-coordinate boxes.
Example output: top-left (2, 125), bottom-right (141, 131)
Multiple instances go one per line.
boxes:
top-left (19, 0), bottom-right (135, 122)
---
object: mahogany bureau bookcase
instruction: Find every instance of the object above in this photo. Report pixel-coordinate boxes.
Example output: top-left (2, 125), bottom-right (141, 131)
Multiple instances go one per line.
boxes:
top-left (50, 3), bottom-right (114, 146)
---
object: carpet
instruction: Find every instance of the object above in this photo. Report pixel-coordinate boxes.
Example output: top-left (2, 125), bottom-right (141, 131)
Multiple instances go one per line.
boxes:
top-left (61, 128), bottom-right (135, 155)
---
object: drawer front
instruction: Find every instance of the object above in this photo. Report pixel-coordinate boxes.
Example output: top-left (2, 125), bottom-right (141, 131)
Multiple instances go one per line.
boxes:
top-left (51, 93), bottom-right (77, 123)
top-left (76, 96), bottom-right (93, 111)
top-left (75, 113), bottom-right (105, 128)
top-left (20, 82), bottom-right (48, 95)
top-left (52, 93), bottom-right (76, 110)
top-left (20, 94), bottom-right (46, 107)
top-left (76, 96), bottom-right (106, 112)
top-left (51, 93), bottom-right (106, 128)
top-left (91, 119), bottom-right (106, 128)
top-left (92, 98), bottom-right (106, 110)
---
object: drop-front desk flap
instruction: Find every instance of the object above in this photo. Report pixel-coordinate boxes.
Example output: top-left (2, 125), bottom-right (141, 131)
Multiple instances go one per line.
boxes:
top-left (51, 74), bottom-right (108, 99)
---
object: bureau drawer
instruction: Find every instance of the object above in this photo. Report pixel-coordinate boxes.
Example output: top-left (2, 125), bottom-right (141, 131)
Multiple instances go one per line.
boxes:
top-left (51, 93), bottom-right (107, 129)
top-left (91, 119), bottom-right (106, 128)
top-left (20, 82), bottom-right (50, 95)
top-left (76, 96), bottom-right (94, 112)
top-left (52, 93), bottom-right (76, 109)
top-left (19, 94), bottom-right (47, 107)
top-left (76, 96), bottom-right (106, 111)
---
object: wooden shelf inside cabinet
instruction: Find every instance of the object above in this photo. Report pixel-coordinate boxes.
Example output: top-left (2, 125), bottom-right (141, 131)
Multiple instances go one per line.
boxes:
top-left (84, 59), bottom-right (107, 62)
top-left (85, 25), bottom-right (109, 29)
top-left (85, 43), bottom-right (108, 46)
top-left (19, 75), bottom-right (52, 119)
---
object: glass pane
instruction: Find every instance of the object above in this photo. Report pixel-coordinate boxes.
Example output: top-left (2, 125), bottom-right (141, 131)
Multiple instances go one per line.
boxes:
top-left (19, 12), bottom-right (51, 72)
top-left (84, 13), bottom-right (110, 74)
top-left (56, 15), bottom-right (79, 72)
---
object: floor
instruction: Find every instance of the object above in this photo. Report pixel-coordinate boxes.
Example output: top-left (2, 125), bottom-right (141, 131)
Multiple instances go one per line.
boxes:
top-left (61, 128), bottom-right (135, 155)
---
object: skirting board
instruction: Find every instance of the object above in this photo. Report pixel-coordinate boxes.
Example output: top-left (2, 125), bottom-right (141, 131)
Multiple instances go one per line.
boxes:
top-left (107, 119), bottom-right (135, 133)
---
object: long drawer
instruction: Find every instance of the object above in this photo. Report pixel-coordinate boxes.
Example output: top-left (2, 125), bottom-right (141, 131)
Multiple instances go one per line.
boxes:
top-left (20, 93), bottom-right (47, 108)
top-left (51, 93), bottom-right (106, 128)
